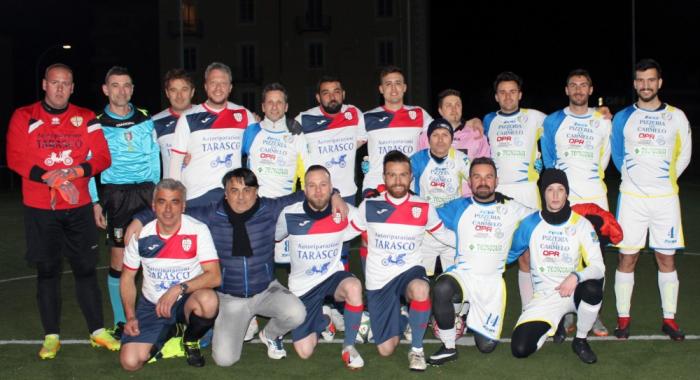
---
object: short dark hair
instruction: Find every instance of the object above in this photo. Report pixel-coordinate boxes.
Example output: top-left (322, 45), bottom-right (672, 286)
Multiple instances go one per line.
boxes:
top-left (383, 150), bottom-right (411, 173)
top-left (469, 156), bottom-right (498, 177)
top-left (493, 71), bottom-right (523, 93)
top-left (262, 82), bottom-right (288, 103)
top-left (566, 68), bottom-right (592, 86)
top-left (305, 165), bottom-right (331, 180)
top-left (316, 75), bottom-right (343, 94)
top-left (44, 63), bottom-right (73, 79)
top-left (163, 68), bottom-right (194, 90)
top-left (105, 66), bottom-right (131, 84)
top-left (635, 58), bottom-right (662, 78)
top-left (379, 66), bottom-right (405, 84)
top-left (222, 168), bottom-right (259, 188)
top-left (437, 89), bottom-right (461, 108)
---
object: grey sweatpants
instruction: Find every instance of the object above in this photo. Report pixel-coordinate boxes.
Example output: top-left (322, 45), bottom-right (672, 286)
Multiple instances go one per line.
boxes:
top-left (212, 280), bottom-right (306, 366)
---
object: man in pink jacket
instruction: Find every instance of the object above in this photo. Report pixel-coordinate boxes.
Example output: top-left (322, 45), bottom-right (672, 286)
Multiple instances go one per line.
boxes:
top-left (419, 89), bottom-right (490, 196)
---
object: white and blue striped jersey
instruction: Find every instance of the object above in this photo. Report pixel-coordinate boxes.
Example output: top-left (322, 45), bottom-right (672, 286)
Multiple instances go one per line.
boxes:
top-left (242, 117), bottom-right (310, 198)
top-left (611, 104), bottom-right (691, 197)
top-left (542, 107), bottom-right (611, 203)
top-left (411, 148), bottom-right (470, 208)
top-left (483, 108), bottom-right (544, 185)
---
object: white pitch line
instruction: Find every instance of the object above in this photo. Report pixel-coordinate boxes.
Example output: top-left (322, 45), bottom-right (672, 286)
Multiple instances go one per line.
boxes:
top-left (2, 335), bottom-right (698, 346)
top-left (0, 266), bottom-right (109, 284)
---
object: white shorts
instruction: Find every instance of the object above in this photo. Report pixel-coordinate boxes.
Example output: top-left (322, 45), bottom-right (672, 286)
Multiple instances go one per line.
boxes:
top-left (570, 194), bottom-right (609, 211)
top-left (443, 271), bottom-right (506, 340)
top-left (515, 291), bottom-right (576, 336)
top-left (616, 193), bottom-right (684, 253)
top-left (497, 182), bottom-right (540, 210)
top-left (421, 231), bottom-right (456, 276)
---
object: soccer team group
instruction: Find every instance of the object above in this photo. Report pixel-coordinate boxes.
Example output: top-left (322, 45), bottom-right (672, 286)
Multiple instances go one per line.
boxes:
top-left (6, 57), bottom-right (691, 372)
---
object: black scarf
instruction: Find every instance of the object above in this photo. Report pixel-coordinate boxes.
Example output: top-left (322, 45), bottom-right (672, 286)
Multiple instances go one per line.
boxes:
top-left (222, 197), bottom-right (261, 257)
top-left (541, 200), bottom-right (572, 225)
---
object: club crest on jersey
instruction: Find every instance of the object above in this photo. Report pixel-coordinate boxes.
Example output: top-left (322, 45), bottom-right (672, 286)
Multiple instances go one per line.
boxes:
top-left (662, 112), bottom-right (672, 121)
top-left (124, 131), bottom-right (133, 141)
top-left (333, 212), bottom-right (342, 224)
top-left (284, 134), bottom-right (293, 143)
top-left (589, 119), bottom-right (599, 128)
top-left (497, 205), bottom-right (507, 215)
top-left (234, 113), bottom-right (243, 123)
top-left (51, 117), bottom-right (60, 125)
top-left (411, 206), bottom-right (422, 218)
top-left (565, 226), bottom-right (575, 236)
top-left (518, 115), bottom-right (528, 124)
top-left (408, 110), bottom-right (417, 120)
top-left (70, 116), bottom-right (83, 127)
top-left (182, 237), bottom-right (192, 252)
top-left (344, 111), bottom-right (353, 120)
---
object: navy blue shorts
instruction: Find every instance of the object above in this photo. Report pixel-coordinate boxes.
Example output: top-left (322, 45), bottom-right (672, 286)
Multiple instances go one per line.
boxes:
top-left (121, 295), bottom-right (189, 347)
top-left (291, 271), bottom-right (354, 342)
top-left (366, 266), bottom-right (428, 345)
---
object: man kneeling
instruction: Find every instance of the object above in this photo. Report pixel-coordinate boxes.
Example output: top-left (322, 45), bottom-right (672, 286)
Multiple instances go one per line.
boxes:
top-left (120, 179), bottom-right (221, 370)
top-left (508, 169), bottom-right (605, 364)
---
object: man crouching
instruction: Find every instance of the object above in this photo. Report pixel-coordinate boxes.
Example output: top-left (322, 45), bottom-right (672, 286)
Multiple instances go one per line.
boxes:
top-left (120, 179), bottom-right (221, 370)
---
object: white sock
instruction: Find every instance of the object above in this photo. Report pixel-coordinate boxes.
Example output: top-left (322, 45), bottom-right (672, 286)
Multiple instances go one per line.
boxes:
top-left (614, 270), bottom-right (634, 317)
top-left (91, 328), bottom-right (105, 336)
top-left (576, 301), bottom-right (602, 339)
top-left (439, 328), bottom-right (456, 349)
top-left (518, 270), bottom-right (533, 310)
top-left (658, 271), bottom-right (679, 319)
top-left (411, 346), bottom-right (424, 353)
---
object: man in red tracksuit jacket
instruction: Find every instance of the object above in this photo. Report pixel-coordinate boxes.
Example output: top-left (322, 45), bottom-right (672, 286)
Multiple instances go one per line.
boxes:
top-left (6, 63), bottom-right (119, 359)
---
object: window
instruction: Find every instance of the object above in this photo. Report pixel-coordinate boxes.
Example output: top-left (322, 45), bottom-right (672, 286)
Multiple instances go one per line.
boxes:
top-left (241, 91), bottom-right (257, 114)
top-left (239, 0), bottom-right (255, 23)
top-left (308, 42), bottom-right (324, 69)
top-left (182, 0), bottom-right (197, 32)
top-left (241, 44), bottom-right (256, 80)
top-left (184, 47), bottom-right (197, 72)
top-left (378, 40), bottom-right (394, 66)
top-left (377, 0), bottom-right (394, 18)
top-left (306, 0), bottom-right (323, 28)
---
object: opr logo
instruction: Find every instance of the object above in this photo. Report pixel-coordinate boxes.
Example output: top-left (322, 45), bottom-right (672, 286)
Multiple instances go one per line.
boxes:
top-left (430, 181), bottom-right (446, 188)
top-left (497, 136), bottom-right (511, 142)
top-left (474, 225), bottom-right (492, 232)
top-left (260, 153), bottom-right (277, 160)
top-left (543, 250), bottom-right (560, 257)
top-left (638, 133), bottom-right (655, 139)
top-left (568, 138), bottom-right (584, 145)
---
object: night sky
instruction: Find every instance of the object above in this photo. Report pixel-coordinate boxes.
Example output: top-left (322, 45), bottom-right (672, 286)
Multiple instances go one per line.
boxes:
top-left (3, 0), bottom-right (699, 174)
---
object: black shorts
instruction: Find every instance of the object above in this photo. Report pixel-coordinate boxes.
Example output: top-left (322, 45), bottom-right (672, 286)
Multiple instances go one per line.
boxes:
top-left (24, 203), bottom-right (99, 265)
top-left (101, 182), bottom-right (154, 247)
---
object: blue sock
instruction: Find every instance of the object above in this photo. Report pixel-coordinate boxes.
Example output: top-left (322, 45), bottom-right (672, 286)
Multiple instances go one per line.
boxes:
top-left (107, 270), bottom-right (125, 325)
top-left (399, 311), bottom-right (409, 334)
top-left (343, 303), bottom-right (363, 347)
top-left (409, 300), bottom-right (431, 349)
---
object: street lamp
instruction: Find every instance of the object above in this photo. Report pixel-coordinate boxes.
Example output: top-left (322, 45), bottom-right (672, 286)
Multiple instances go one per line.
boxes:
top-left (35, 44), bottom-right (72, 99)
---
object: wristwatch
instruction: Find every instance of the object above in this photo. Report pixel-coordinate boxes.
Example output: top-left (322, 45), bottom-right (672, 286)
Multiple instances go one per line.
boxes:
top-left (179, 282), bottom-right (189, 296)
